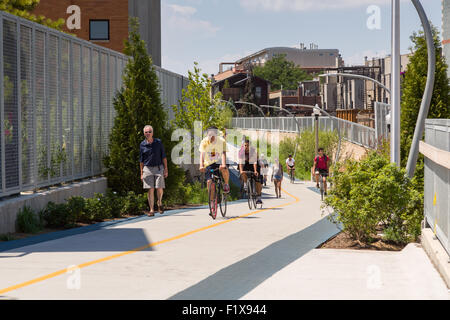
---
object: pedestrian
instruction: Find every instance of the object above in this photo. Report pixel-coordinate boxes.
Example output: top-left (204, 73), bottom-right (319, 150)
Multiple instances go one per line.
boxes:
top-left (139, 125), bottom-right (168, 216)
top-left (259, 154), bottom-right (269, 186)
top-left (271, 158), bottom-right (283, 198)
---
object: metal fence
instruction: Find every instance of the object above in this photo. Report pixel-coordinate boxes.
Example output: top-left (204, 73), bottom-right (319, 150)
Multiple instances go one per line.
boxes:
top-left (374, 102), bottom-right (390, 143)
top-left (232, 116), bottom-right (377, 149)
top-left (423, 119), bottom-right (450, 256)
top-left (0, 11), bottom-right (187, 198)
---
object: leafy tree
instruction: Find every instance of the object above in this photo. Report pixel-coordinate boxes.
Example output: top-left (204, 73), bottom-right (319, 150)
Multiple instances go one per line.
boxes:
top-left (172, 62), bottom-right (224, 132)
top-left (400, 25), bottom-right (450, 188)
top-left (104, 19), bottom-right (185, 201)
top-left (253, 54), bottom-right (312, 91)
top-left (0, 0), bottom-right (65, 30)
top-left (237, 64), bottom-right (261, 117)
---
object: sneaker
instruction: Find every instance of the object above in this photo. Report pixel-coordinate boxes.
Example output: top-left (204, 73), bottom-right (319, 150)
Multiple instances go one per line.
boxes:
top-left (256, 198), bottom-right (263, 205)
top-left (223, 184), bottom-right (230, 194)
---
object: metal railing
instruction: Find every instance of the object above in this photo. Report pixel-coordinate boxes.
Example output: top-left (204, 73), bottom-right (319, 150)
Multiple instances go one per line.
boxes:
top-left (231, 116), bottom-right (377, 149)
top-left (422, 119), bottom-right (450, 256)
top-left (0, 11), bottom-right (187, 198)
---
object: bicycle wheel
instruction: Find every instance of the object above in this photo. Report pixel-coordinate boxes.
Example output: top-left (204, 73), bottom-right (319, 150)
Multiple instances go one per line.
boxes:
top-left (220, 184), bottom-right (227, 217)
top-left (208, 181), bottom-right (218, 219)
top-left (320, 178), bottom-right (324, 201)
top-left (252, 179), bottom-right (257, 208)
top-left (246, 180), bottom-right (253, 210)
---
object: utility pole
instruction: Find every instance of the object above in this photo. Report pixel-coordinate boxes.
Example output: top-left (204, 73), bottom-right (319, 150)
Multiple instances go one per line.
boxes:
top-left (391, 0), bottom-right (401, 166)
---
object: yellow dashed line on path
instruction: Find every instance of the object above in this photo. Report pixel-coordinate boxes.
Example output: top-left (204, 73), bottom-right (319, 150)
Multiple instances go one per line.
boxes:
top-left (0, 187), bottom-right (299, 295)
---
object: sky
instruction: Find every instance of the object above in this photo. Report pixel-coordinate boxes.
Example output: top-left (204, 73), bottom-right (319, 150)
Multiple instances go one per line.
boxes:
top-left (161, 0), bottom-right (442, 77)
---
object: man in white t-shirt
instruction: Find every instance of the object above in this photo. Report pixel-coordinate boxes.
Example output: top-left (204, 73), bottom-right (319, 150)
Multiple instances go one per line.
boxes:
top-left (286, 155), bottom-right (295, 178)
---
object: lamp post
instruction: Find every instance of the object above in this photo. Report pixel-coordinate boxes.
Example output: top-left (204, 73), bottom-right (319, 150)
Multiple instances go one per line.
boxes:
top-left (313, 107), bottom-right (321, 156)
top-left (391, 0), bottom-right (401, 167)
top-left (405, 0), bottom-right (436, 178)
top-left (318, 73), bottom-right (391, 96)
top-left (286, 103), bottom-right (342, 164)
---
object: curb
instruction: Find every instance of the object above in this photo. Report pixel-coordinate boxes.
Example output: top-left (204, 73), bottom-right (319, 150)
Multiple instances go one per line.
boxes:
top-left (421, 228), bottom-right (450, 289)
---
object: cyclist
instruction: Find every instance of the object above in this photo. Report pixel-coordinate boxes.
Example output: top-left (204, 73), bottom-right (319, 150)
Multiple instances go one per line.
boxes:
top-left (259, 154), bottom-right (269, 186)
top-left (199, 127), bottom-right (231, 216)
top-left (286, 154), bottom-right (295, 179)
top-left (313, 147), bottom-right (329, 196)
top-left (238, 139), bottom-right (263, 205)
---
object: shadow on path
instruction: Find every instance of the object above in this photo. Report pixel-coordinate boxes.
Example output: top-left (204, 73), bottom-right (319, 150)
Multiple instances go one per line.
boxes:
top-left (169, 215), bottom-right (339, 300)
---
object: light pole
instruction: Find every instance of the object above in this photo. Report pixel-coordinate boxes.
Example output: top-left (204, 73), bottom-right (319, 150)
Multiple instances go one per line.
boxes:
top-left (286, 103), bottom-right (342, 164)
top-left (406, 0), bottom-right (436, 178)
top-left (318, 73), bottom-right (391, 96)
top-left (313, 107), bottom-right (321, 156)
top-left (391, 0), bottom-right (401, 167)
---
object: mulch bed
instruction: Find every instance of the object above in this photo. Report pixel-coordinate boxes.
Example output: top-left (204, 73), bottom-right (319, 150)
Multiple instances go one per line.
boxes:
top-left (317, 231), bottom-right (410, 251)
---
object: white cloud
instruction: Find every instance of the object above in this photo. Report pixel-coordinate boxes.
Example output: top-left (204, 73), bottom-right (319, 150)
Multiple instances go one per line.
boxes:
top-left (239, 0), bottom-right (407, 12)
top-left (162, 3), bottom-right (220, 38)
top-left (168, 4), bottom-right (197, 16)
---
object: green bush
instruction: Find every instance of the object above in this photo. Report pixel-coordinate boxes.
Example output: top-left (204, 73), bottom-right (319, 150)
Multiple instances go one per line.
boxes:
top-left (16, 206), bottom-right (42, 234)
top-left (184, 182), bottom-right (209, 205)
top-left (324, 151), bottom-right (423, 244)
top-left (121, 191), bottom-right (148, 216)
top-left (40, 202), bottom-right (75, 229)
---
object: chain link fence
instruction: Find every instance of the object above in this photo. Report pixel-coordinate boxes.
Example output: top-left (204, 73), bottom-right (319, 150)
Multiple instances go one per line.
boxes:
top-left (0, 11), bottom-right (187, 198)
top-left (232, 116), bottom-right (377, 149)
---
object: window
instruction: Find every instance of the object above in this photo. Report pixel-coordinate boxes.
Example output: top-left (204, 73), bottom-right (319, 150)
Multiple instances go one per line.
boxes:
top-left (89, 20), bottom-right (109, 40)
top-left (255, 87), bottom-right (262, 99)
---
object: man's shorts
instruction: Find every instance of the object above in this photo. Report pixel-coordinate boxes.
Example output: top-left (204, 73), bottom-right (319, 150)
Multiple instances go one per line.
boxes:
top-left (241, 164), bottom-right (263, 184)
top-left (143, 165), bottom-right (165, 189)
top-left (205, 163), bottom-right (229, 181)
top-left (315, 168), bottom-right (329, 177)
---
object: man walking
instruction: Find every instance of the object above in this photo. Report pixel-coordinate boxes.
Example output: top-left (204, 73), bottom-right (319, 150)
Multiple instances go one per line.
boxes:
top-left (140, 125), bottom-right (168, 216)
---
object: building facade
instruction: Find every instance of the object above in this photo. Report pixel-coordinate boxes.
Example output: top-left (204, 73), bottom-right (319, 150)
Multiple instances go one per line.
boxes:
top-left (224, 45), bottom-right (343, 75)
top-left (31, 0), bottom-right (161, 66)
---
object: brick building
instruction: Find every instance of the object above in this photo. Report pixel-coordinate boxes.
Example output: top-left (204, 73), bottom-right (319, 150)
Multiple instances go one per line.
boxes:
top-left (31, 0), bottom-right (161, 65)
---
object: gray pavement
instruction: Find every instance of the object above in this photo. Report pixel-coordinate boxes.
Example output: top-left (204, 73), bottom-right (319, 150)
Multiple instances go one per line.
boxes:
top-left (0, 174), bottom-right (448, 300)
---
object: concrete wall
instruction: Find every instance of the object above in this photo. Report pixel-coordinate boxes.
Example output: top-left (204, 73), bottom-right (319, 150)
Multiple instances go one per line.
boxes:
top-left (0, 178), bottom-right (107, 234)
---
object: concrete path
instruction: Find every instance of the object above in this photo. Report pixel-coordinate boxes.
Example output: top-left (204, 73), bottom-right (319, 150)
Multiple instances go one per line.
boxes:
top-left (0, 174), bottom-right (448, 300)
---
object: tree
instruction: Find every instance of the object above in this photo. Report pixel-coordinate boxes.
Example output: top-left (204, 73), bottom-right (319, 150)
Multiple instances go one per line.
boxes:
top-left (0, 0), bottom-right (65, 30)
top-left (253, 54), bottom-right (312, 91)
top-left (104, 19), bottom-right (184, 202)
top-left (172, 62), bottom-right (224, 133)
top-left (400, 25), bottom-right (450, 188)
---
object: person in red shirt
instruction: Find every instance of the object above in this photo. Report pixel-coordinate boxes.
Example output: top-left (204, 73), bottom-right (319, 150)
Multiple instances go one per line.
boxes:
top-left (313, 148), bottom-right (329, 195)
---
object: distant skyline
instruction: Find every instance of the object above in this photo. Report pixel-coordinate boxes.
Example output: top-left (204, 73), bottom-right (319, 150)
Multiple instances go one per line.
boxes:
top-left (161, 0), bottom-right (441, 77)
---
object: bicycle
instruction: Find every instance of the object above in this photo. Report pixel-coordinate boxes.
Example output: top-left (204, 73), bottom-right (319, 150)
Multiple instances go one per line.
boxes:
top-left (240, 171), bottom-right (260, 210)
top-left (316, 171), bottom-right (328, 201)
top-left (208, 168), bottom-right (227, 220)
top-left (289, 167), bottom-right (295, 184)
